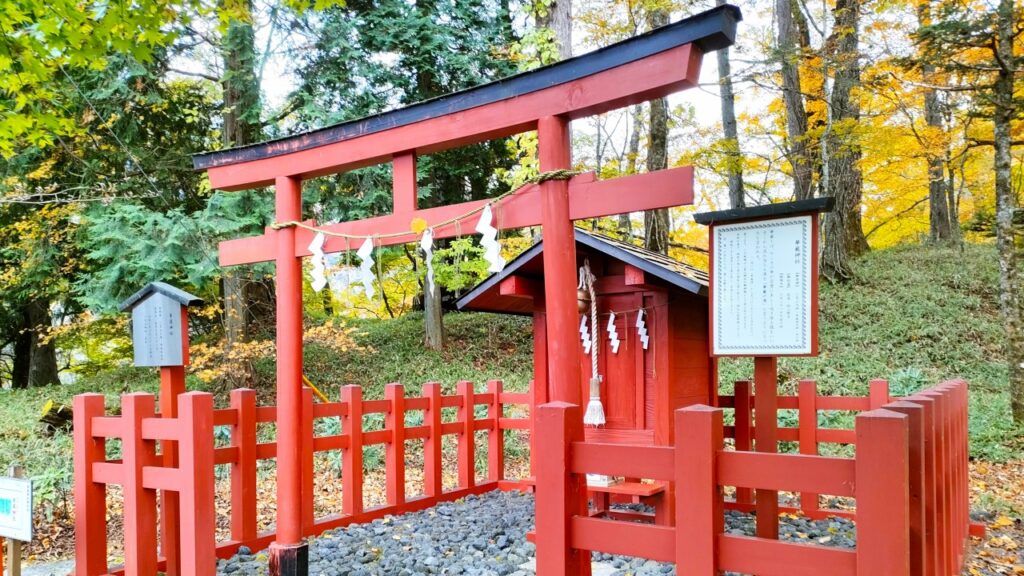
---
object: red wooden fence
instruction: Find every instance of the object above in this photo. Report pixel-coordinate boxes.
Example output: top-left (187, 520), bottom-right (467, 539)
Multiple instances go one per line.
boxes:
top-left (73, 380), bottom-right (530, 576)
top-left (536, 380), bottom-right (971, 576)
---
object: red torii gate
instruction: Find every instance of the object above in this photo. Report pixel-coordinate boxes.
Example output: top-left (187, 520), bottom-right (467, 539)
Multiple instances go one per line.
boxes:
top-left (193, 6), bottom-right (740, 575)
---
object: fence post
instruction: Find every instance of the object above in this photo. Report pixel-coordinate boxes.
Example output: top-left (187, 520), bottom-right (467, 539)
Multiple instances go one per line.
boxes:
top-left (121, 393), bottom-right (159, 576)
top-left (178, 392), bottom-right (216, 576)
top-left (920, 387), bottom-right (949, 576)
top-left (855, 408), bottom-right (910, 576)
top-left (342, 385), bottom-right (364, 516)
top-left (885, 400), bottom-right (926, 576)
top-left (424, 382), bottom-right (443, 498)
top-left (488, 381), bottom-right (505, 482)
top-left (458, 381), bottom-right (476, 489)
top-left (906, 393), bottom-right (938, 576)
top-left (301, 387), bottom-right (315, 534)
top-left (869, 379), bottom-right (890, 409)
top-left (733, 381), bottom-right (753, 509)
top-left (73, 393), bottom-right (108, 576)
top-left (535, 402), bottom-right (589, 576)
top-left (676, 405), bottom-right (724, 575)
top-left (798, 380), bottom-right (820, 518)
top-left (385, 383), bottom-right (406, 508)
top-left (230, 389), bottom-right (258, 544)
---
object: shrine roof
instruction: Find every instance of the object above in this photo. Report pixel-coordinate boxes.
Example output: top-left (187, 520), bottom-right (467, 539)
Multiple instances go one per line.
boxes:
top-left (693, 197), bottom-right (834, 226)
top-left (456, 229), bottom-right (708, 316)
top-left (193, 5), bottom-right (741, 171)
top-left (118, 282), bottom-right (203, 312)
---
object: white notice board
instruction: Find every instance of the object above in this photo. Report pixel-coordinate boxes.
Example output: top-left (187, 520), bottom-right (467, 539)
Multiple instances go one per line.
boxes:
top-left (0, 476), bottom-right (32, 542)
top-left (711, 215), bottom-right (814, 356)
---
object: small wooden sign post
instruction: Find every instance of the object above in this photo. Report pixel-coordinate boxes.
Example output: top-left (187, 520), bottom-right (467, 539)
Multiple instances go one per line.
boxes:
top-left (0, 465), bottom-right (31, 576)
top-left (119, 282), bottom-right (202, 576)
top-left (695, 197), bottom-right (833, 539)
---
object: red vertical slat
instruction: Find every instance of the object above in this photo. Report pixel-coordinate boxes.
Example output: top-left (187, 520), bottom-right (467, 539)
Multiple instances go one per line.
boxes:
top-left (855, 408), bottom-right (910, 576)
top-left (178, 392), bottom-right (216, 576)
top-left (733, 380), bottom-right (753, 508)
top-left (159, 365), bottom-right (186, 576)
top-left (676, 405), bottom-right (724, 574)
top-left (458, 381), bottom-right (476, 489)
top-left (122, 393), bottom-right (159, 576)
top-left (535, 402), bottom-right (590, 576)
top-left (753, 357), bottom-right (779, 539)
top-left (798, 380), bottom-right (820, 518)
top-left (906, 394), bottom-right (939, 576)
top-left (301, 388), bottom-right (315, 534)
top-left (230, 389), bottom-right (258, 544)
top-left (488, 381), bottom-right (505, 482)
top-left (886, 401), bottom-right (926, 576)
top-left (423, 382), bottom-right (443, 499)
top-left (869, 379), bottom-right (890, 409)
top-left (73, 393), bottom-right (108, 576)
top-left (342, 385), bottom-right (364, 516)
top-left (385, 383), bottom-right (406, 508)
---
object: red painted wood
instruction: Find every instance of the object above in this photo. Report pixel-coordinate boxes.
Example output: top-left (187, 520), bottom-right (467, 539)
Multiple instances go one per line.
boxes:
top-left (385, 384), bottom-right (406, 507)
top-left (732, 381), bottom-right (753, 508)
top-left (623, 265), bottom-right (645, 287)
top-left (886, 400), bottom-right (926, 576)
top-left (570, 443), bottom-right (673, 480)
top-left (584, 481), bottom-right (667, 497)
top-left (798, 379), bottom-right (820, 518)
top-left (205, 44), bottom-right (700, 190)
top-left (920, 388), bottom-right (949, 576)
top-left (869, 379), bottom-right (890, 409)
top-left (423, 382), bottom-right (443, 498)
top-left (273, 175), bottom-right (304, 547)
top-left (753, 356), bottom-right (779, 539)
top-left (499, 275), bottom-right (542, 299)
top-left (717, 452), bottom-right (855, 497)
top-left (718, 534), bottom-right (856, 576)
top-left (487, 381), bottom-right (504, 482)
top-left (538, 115), bottom-right (581, 407)
top-left (905, 393), bottom-right (939, 576)
top-left (342, 385), bottom-right (364, 516)
top-left (121, 393), bottom-right (159, 575)
top-left (229, 389), bottom-right (258, 544)
top-left (535, 402), bottom-right (591, 576)
top-left (458, 381), bottom-right (476, 488)
top-left (159, 366), bottom-right (185, 575)
top-left (855, 409), bottom-right (910, 576)
top-left (177, 392), bottom-right (216, 576)
top-left (74, 394), bottom-right (108, 576)
top-left (393, 153), bottom-right (417, 215)
top-left (301, 388), bottom-right (315, 534)
top-left (676, 405), bottom-right (724, 574)
top-left (571, 517), bottom-right (674, 563)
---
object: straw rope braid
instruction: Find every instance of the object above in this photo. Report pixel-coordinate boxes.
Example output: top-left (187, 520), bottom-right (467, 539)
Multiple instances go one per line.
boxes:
top-left (269, 169), bottom-right (581, 241)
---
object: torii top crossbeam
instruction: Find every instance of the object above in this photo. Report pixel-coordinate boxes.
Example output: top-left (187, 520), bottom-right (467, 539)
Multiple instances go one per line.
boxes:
top-left (192, 5), bottom-right (740, 573)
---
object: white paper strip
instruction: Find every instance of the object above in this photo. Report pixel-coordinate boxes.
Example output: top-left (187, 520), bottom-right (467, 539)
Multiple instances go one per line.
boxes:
top-left (636, 309), bottom-right (649, 350)
top-left (356, 238), bottom-right (376, 299)
top-left (475, 204), bottom-right (506, 273)
top-left (420, 228), bottom-right (435, 293)
top-left (580, 315), bottom-right (592, 355)
top-left (607, 312), bottom-right (620, 354)
top-left (308, 232), bottom-right (328, 293)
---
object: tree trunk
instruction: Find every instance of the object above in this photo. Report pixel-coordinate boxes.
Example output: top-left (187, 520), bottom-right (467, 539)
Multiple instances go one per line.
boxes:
top-left (536, 0), bottom-right (572, 59)
top-left (919, 1), bottom-right (954, 243)
top-left (10, 311), bottom-right (31, 389)
top-left (716, 0), bottom-right (744, 209)
top-left (423, 276), bottom-right (445, 351)
top-left (822, 0), bottom-right (867, 280)
top-left (777, 0), bottom-right (814, 200)
top-left (26, 299), bottom-right (59, 386)
top-left (619, 104), bottom-right (644, 236)
top-left (644, 7), bottom-right (670, 255)
top-left (993, 0), bottom-right (1022, 423)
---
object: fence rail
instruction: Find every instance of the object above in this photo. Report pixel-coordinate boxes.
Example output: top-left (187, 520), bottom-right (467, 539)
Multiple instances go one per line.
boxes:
top-left (73, 380), bottom-right (530, 576)
top-left (536, 380), bottom-right (971, 576)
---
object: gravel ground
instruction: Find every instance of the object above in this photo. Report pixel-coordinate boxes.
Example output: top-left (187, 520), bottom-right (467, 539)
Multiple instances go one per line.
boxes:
top-left (217, 490), bottom-right (856, 576)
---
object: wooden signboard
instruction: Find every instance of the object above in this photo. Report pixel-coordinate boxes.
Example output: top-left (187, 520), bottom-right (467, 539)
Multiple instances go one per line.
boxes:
top-left (695, 197), bottom-right (833, 358)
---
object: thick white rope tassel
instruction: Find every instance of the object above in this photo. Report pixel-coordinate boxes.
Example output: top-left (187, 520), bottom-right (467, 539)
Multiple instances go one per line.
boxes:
top-left (357, 237), bottom-right (376, 299)
top-left (581, 261), bottom-right (605, 427)
top-left (308, 232), bottom-right (328, 293)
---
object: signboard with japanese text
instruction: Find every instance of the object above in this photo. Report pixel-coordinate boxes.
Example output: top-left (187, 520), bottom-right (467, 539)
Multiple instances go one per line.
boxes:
top-left (710, 214), bottom-right (815, 356)
top-left (0, 475), bottom-right (32, 542)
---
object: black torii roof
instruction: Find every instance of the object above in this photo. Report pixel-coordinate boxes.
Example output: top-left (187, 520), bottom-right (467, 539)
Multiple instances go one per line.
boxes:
top-left (456, 229), bottom-right (708, 316)
top-left (118, 282), bottom-right (203, 312)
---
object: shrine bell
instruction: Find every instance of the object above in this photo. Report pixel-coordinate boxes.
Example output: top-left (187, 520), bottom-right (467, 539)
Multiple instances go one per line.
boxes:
top-left (456, 229), bottom-right (713, 446)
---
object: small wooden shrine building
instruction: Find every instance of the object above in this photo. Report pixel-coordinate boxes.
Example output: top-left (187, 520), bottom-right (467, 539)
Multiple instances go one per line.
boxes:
top-left (457, 229), bottom-right (712, 447)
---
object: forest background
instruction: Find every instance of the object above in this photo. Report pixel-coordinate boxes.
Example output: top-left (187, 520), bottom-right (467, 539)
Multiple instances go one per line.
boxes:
top-left (1, 0), bottom-right (1022, 423)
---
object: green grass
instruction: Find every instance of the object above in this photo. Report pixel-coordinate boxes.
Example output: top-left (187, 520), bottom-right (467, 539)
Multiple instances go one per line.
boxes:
top-left (1, 241), bottom-right (1021, 516)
